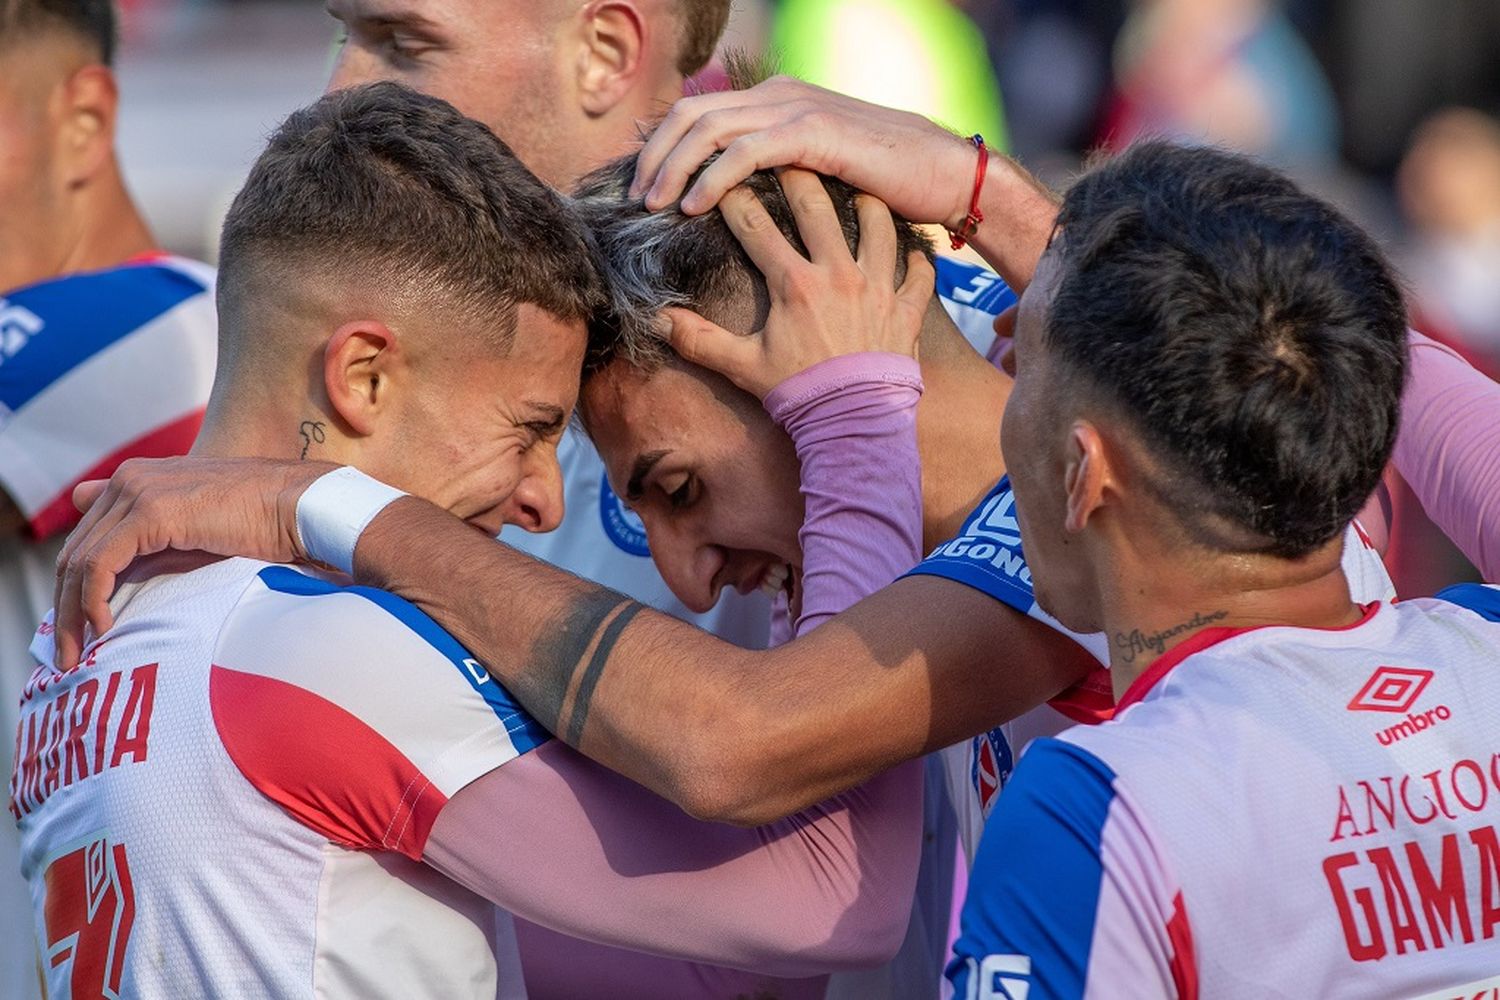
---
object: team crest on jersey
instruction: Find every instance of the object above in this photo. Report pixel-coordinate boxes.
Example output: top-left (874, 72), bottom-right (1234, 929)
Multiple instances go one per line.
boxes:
top-left (971, 727), bottom-right (1014, 817)
top-left (599, 474), bottom-right (651, 557)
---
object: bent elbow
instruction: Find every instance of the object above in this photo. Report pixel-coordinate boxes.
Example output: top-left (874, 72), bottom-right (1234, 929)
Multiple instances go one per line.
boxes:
top-left (668, 696), bottom-right (790, 826)
top-left (672, 749), bottom-right (782, 827)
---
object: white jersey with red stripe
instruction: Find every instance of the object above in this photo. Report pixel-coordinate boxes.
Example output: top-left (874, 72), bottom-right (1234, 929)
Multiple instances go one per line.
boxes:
top-left (0, 255), bottom-right (215, 1000)
top-left (949, 585), bottom-right (1500, 1000)
top-left (907, 473), bottom-right (1397, 862)
top-left (9, 556), bottom-right (547, 999)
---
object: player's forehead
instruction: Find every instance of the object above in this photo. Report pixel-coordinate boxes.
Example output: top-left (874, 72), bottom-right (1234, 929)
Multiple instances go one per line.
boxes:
top-left (505, 304), bottom-right (588, 395)
top-left (327, 0), bottom-right (555, 30)
top-left (584, 362), bottom-right (709, 478)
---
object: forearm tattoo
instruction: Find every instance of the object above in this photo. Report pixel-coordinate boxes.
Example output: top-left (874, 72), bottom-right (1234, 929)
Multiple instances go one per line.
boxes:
top-left (563, 602), bottom-right (647, 746)
top-left (520, 589), bottom-right (649, 742)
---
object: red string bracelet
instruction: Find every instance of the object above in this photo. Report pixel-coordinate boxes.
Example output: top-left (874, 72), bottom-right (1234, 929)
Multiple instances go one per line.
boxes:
top-left (947, 134), bottom-right (988, 251)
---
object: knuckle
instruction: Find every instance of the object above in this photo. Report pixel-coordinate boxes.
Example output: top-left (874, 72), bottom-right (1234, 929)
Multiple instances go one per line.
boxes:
top-left (780, 267), bottom-right (820, 303)
top-left (791, 191), bottom-right (827, 217)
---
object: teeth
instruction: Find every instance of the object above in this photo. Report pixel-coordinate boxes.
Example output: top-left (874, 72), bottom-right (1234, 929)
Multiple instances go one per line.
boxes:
top-left (759, 563), bottom-right (790, 597)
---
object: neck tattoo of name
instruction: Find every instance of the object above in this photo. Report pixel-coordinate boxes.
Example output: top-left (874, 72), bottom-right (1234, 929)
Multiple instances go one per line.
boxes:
top-left (1114, 610), bottom-right (1229, 664)
top-left (298, 420), bottom-right (327, 460)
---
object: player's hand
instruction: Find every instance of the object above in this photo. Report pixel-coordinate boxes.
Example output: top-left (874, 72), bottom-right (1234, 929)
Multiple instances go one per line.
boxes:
top-left (664, 169), bottom-right (935, 400)
top-left (632, 76), bottom-right (979, 230)
top-left (52, 457), bottom-right (330, 670)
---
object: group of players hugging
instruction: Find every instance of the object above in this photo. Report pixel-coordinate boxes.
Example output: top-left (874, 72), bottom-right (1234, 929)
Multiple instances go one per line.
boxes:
top-left (3, 1), bottom-right (1499, 998)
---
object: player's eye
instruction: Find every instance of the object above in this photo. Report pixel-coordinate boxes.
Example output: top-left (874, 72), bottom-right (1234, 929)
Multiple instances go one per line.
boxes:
top-left (383, 31), bottom-right (435, 63)
top-left (664, 476), bottom-right (695, 510)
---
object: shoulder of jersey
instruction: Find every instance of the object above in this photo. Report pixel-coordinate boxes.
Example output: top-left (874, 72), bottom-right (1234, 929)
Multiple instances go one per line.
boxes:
top-left (0, 256), bottom-right (215, 402)
top-left (934, 256), bottom-right (1018, 316)
top-left (1433, 582), bottom-right (1500, 622)
top-left (209, 565), bottom-right (550, 857)
top-left (215, 565), bottom-right (549, 753)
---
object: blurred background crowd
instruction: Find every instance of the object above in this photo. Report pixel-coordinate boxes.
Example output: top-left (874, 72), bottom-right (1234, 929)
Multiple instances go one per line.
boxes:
top-left (109, 0), bottom-right (1500, 593)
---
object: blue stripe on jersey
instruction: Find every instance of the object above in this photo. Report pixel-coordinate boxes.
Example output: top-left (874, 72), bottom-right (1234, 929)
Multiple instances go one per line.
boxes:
top-left (902, 475), bottom-right (1037, 615)
top-left (935, 257), bottom-right (1019, 316)
top-left (948, 739), bottom-right (1118, 1000)
top-left (0, 263), bottom-right (209, 413)
top-left (256, 566), bottom-right (551, 752)
top-left (1435, 582), bottom-right (1500, 623)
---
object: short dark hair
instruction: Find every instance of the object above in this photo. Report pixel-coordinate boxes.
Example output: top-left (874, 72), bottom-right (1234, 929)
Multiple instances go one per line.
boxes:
top-left (675, 0), bottom-right (731, 76)
top-left (218, 82), bottom-right (605, 352)
top-left (0, 0), bottom-right (115, 63)
top-left (1046, 141), bottom-right (1408, 559)
top-left (574, 153), bottom-right (934, 375)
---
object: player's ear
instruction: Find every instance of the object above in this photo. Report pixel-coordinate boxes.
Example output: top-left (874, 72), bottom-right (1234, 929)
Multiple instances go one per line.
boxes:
top-left (574, 0), bottom-right (647, 115)
top-left (1062, 420), bottom-right (1110, 534)
top-left (323, 321), bottom-right (402, 438)
top-left (57, 64), bottom-right (118, 188)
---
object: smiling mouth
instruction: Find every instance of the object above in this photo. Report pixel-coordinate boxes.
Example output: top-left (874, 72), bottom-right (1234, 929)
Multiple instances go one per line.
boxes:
top-left (756, 563), bottom-right (789, 597)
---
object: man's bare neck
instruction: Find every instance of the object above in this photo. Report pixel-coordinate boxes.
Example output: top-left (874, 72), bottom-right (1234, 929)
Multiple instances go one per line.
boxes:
top-left (1099, 539), bottom-right (1363, 700)
top-left (56, 169), bottom-right (157, 279)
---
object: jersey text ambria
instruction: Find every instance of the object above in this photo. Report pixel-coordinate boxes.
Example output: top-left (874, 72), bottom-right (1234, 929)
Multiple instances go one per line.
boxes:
top-left (8, 664), bottom-right (159, 819)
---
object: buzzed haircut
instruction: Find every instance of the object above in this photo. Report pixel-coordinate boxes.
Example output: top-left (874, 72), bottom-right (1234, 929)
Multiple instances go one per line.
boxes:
top-left (0, 0), bottom-right (115, 63)
top-left (1046, 140), bottom-right (1408, 559)
top-left (675, 0), bottom-right (731, 76)
top-left (217, 81), bottom-right (605, 357)
top-left (574, 153), bottom-right (933, 375)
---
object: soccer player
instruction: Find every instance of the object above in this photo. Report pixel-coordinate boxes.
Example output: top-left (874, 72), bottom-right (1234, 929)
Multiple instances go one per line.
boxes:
top-left (0, 3), bottom-right (215, 995)
top-left (948, 141), bottom-right (1500, 998)
top-left (13, 83), bottom-right (935, 999)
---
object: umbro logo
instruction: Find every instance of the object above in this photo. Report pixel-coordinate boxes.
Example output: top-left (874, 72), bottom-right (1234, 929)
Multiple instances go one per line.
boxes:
top-left (1347, 666), bottom-right (1433, 714)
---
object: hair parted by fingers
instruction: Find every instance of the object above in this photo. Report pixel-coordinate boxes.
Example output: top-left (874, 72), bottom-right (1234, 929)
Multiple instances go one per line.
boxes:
top-left (217, 82), bottom-right (607, 361)
top-left (0, 0), bottom-right (115, 63)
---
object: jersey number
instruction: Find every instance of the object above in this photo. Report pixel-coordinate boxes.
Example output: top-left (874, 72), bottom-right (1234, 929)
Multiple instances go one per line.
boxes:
top-left (42, 836), bottom-right (136, 999)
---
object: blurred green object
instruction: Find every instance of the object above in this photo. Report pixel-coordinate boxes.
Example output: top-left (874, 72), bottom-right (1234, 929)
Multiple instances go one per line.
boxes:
top-left (772, 0), bottom-right (1007, 151)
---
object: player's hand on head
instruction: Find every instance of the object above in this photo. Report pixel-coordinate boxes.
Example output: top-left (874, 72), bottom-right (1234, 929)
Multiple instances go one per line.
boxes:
top-left (52, 457), bottom-right (329, 670)
top-left (633, 75), bottom-right (979, 231)
top-left (664, 169), bottom-right (934, 400)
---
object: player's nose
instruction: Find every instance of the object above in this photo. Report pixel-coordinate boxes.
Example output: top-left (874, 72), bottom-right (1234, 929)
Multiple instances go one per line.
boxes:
top-left (641, 516), bottom-right (720, 613)
top-left (325, 47), bottom-right (380, 95)
top-left (503, 454), bottom-right (565, 534)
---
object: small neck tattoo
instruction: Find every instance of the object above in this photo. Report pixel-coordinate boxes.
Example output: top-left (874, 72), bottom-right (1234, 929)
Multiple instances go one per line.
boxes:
top-left (1114, 609), bottom-right (1229, 665)
top-left (298, 420), bottom-right (327, 460)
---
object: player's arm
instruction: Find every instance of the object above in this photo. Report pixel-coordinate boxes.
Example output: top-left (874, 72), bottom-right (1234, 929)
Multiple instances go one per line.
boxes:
top-left (1391, 330), bottom-right (1500, 580)
top-left (629, 75), bottom-right (1060, 295)
top-left (54, 461), bottom-right (1090, 824)
top-left (354, 506), bottom-right (1089, 823)
top-left (424, 741), bottom-right (922, 976)
top-left (948, 739), bottom-right (1190, 999)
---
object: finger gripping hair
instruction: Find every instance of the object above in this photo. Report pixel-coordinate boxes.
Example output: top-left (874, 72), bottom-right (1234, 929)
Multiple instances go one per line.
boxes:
top-left (1047, 141), bottom-right (1408, 558)
top-left (573, 151), bottom-right (934, 378)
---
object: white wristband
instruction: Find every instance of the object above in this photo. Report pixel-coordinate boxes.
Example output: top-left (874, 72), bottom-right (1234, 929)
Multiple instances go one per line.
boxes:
top-left (295, 467), bottom-right (407, 574)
